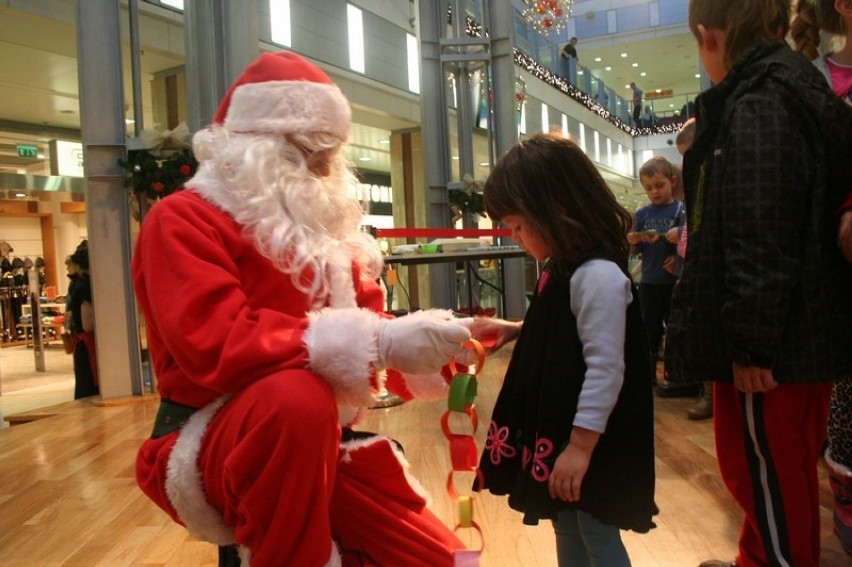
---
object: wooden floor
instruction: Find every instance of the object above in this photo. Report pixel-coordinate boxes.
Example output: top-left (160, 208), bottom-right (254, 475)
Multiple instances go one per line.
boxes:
top-left (0, 345), bottom-right (849, 566)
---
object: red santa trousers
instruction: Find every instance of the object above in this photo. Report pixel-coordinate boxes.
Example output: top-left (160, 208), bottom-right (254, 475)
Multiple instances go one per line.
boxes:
top-left (185, 370), bottom-right (462, 566)
top-left (714, 381), bottom-right (832, 567)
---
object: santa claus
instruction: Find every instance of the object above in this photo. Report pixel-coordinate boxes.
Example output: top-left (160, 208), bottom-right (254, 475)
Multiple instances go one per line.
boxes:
top-left (132, 51), bottom-right (472, 566)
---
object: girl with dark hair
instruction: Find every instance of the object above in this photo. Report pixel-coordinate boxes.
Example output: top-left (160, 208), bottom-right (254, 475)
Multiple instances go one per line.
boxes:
top-left (469, 133), bottom-right (656, 567)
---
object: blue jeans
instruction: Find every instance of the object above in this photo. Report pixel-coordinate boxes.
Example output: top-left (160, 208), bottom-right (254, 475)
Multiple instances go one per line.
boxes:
top-left (552, 508), bottom-right (631, 567)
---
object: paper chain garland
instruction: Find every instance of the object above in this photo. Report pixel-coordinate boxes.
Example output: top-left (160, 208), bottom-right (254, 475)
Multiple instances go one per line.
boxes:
top-left (444, 339), bottom-right (487, 566)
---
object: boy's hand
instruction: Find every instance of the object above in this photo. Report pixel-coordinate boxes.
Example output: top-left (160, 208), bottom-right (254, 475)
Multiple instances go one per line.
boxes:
top-left (732, 363), bottom-right (778, 393)
top-left (665, 226), bottom-right (680, 244)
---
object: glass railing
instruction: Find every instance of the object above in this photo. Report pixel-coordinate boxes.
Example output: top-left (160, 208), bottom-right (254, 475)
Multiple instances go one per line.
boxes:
top-left (512, 11), bottom-right (698, 135)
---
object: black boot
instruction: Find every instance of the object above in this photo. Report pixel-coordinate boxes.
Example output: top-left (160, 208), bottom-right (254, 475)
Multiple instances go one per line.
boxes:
top-left (219, 545), bottom-right (241, 566)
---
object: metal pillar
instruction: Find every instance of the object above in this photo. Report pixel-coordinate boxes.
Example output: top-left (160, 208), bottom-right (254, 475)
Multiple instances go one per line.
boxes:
top-left (183, 0), bottom-right (260, 131)
top-left (418, 0), bottom-right (455, 310)
top-left (75, 0), bottom-right (143, 398)
top-left (489, 1), bottom-right (527, 320)
top-left (417, 0), bottom-right (526, 318)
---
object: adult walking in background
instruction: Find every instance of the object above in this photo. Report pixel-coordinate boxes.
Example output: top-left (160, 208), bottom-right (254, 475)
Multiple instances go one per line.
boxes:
top-left (629, 82), bottom-right (643, 126)
top-left (792, 0), bottom-right (852, 555)
top-left (561, 36), bottom-right (578, 61)
top-left (666, 1), bottom-right (852, 566)
top-left (68, 241), bottom-right (98, 399)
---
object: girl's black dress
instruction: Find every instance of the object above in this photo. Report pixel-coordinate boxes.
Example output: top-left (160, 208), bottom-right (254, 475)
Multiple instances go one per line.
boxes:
top-left (475, 261), bottom-right (657, 532)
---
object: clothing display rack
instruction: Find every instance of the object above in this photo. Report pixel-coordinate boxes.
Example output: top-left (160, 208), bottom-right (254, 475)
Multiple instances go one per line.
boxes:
top-left (0, 285), bottom-right (31, 344)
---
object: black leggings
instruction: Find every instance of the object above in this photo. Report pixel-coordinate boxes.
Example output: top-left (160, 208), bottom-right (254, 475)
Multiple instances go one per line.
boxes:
top-left (638, 283), bottom-right (674, 363)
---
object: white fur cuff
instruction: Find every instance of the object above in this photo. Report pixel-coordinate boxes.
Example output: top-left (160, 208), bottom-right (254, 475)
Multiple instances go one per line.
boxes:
top-left (401, 371), bottom-right (450, 401)
top-left (304, 307), bottom-right (381, 407)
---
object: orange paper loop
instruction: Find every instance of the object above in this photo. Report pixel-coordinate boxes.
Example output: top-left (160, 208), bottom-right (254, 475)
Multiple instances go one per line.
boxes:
top-left (449, 339), bottom-right (486, 376)
top-left (446, 468), bottom-right (485, 500)
top-left (440, 407), bottom-right (479, 439)
top-left (452, 521), bottom-right (485, 553)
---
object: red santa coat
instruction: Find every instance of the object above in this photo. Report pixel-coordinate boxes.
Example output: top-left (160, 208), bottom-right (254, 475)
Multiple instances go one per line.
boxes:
top-left (133, 189), bottom-right (462, 566)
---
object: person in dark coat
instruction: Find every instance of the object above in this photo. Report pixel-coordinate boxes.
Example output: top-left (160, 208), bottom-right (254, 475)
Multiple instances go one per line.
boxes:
top-left (665, 1), bottom-right (852, 565)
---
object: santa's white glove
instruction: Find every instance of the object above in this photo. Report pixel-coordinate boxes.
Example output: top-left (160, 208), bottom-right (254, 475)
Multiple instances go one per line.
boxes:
top-left (377, 309), bottom-right (471, 375)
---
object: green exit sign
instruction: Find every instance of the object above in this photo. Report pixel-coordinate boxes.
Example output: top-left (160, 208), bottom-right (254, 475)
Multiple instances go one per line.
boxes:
top-left (16, 145), bottom-right (39, 159)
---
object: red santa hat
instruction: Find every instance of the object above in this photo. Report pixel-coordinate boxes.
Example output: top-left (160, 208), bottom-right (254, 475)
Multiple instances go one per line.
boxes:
top-left (213, 51), bottom-right (350, 142)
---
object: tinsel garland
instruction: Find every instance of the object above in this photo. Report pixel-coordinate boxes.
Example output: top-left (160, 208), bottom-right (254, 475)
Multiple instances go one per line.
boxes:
top-left (513, 49), bottom-right (684, 137)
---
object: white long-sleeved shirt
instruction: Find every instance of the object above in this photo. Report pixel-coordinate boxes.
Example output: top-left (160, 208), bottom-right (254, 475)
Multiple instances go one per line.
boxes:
top-left (570, 259), bottom-right (632, 433)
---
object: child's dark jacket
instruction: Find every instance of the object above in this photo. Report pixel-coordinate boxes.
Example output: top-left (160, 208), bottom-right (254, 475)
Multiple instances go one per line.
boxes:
top-left (666, 41), bottom-right (852, 385)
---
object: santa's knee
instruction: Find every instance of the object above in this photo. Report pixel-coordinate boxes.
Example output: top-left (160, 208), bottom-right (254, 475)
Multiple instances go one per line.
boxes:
top-left (241, 369), bottom-right (340, 440)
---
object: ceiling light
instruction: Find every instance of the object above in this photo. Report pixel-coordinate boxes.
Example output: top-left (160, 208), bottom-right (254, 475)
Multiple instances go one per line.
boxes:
top-left (695, 73), bottom-right (701, 78)
top-left (594, 57), bottom-right (602, 62)
top-left (478, 162), bottom-right (490, 167)
top-left (378, 140), bottom-right (390, 145)
top-left (605, 66), bottom-right (611, 71)
top-left (620, 53), bottom-right (628, 58)
top-left (640, 72), bottom-right (647, 77)
top-left (15, 193), bottom-right (26, 198)
top-left (632, 63), bottom-right (639, 67)
top-left (358, 156), bottom-right (372, 161)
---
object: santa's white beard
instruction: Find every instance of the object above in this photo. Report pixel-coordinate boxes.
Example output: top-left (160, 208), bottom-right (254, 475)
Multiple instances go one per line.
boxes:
top-left (190, 130), bottom-right (384, 305)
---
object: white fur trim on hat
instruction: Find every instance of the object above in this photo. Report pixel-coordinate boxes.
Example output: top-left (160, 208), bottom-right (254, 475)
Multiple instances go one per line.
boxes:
top-left (304, 307), bottom-right (381, 407)
top-left (165, 396), bottom-right (234, 545)
top-left (226, 80), bottom-right (351, 141)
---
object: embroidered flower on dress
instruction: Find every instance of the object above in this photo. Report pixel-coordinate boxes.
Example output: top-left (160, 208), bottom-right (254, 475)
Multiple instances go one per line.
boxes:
top-left (530, 437), bottom-right (554, 482)
top-left (485, 421), bottom-right (517, 465)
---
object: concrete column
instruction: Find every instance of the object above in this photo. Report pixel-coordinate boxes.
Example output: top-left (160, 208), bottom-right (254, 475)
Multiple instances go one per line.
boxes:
top-left (75, 0), bottom-right (143, 398)
top-left (183, 0), bottom-right (259, 131)
top-left (417, 0), bottom-right (456, 309)
top-left (490, 0), bottom-right (527, 320)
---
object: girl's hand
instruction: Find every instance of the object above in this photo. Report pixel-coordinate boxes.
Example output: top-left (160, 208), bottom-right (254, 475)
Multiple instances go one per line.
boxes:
top-left (468, 317), bottom-right (522, 354)
top-left (548, 445), bottom-right (592, 502)
top-left (547, 427), bottom-right (600, 502)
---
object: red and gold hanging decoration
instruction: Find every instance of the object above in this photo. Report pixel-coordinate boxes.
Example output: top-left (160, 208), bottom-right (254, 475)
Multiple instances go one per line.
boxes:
top-left (522, 0), bottom-right (574, 36)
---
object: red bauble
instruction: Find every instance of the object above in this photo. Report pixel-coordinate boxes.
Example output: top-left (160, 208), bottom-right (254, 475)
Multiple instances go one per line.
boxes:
top-left (152, 182), bottom-right (165, 193)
